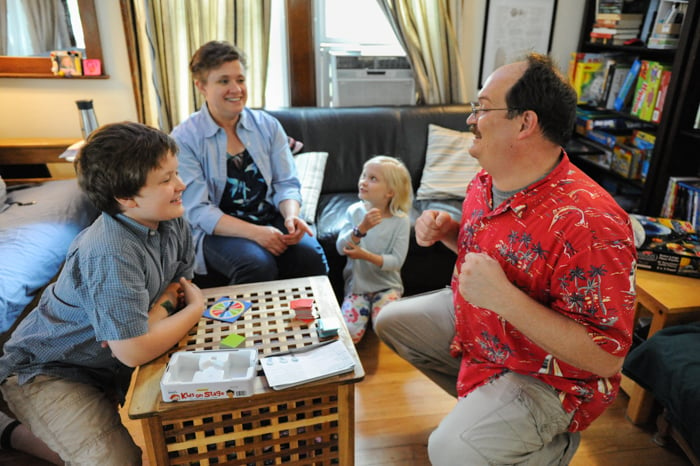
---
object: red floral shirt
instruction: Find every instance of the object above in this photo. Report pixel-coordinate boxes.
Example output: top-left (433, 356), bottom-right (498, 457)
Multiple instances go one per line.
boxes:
top-left (450, 153), bottom-right (637, 431)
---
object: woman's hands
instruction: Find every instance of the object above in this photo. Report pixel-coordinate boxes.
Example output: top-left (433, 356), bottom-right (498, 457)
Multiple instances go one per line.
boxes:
top-left (253, 215), bottom-right (312, 256)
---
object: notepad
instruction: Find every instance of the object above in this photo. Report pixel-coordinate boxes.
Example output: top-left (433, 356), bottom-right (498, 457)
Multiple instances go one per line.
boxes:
top-left (261, 340), bottom-right (355, 390)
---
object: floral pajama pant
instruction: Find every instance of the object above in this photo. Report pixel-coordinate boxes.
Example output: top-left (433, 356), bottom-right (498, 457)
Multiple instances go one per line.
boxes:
top-left (341, 288), bottom-right (401, 343)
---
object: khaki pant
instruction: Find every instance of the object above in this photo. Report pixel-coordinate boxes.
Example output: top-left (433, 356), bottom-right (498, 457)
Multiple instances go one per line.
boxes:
top-left (1, 375), bottom-right (141, 465)
top-left (375, 289), bottom-right (580, 465)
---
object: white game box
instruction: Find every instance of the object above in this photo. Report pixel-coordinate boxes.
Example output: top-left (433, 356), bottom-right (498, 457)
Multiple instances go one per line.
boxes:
top-left (160, 348), bottom-right (257, 402)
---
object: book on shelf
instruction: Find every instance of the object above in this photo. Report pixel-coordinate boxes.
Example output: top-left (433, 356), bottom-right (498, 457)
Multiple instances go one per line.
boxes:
top-left (630, 60), bottom-right (671, 121)
top-left (647, 0), bottom-right (686, 49)
top-left (632, 129), bottom-right (656, 150)
top-left (596, 0), bottom-right (625, 14)
top-left (591, 26), bottom-right (641, 35)
top-left (647, 36), bottom-right (680, 49)
top-left (585, 127), bottom-right (632, 148)
top-left (661, 176), bottom-right (700, 219)
top-left (613, 57), bottom-right (642, 112)
top-left (676, 181), bottom-right (700, 230)
top-left (605, 61), bottom-right (633, 109)
top-left (611, 142), bottom-right (647, 180)
top-left (597, 12), bottom-right (644, 22)
top-left (593, 0), bottom-right (644, 42)
top-left (261, 340), bottom-right (356, 390)
top-left (575, 106), bottom-right (655, 133)
top-left (571, 53), bottom-right (607, 104)
top-left (650, 68), bottom-right (672, 123)
top-left (568, 136), bottom-right (614, 169)
top-left (599, 58), bottom-right (619, 106)
top-left (595, 17), bottom-right (647, 28)
top-left (631, 129), bottom-right (657, 182)
top-left (570, 53), bottom-right (631, 106)
top-left (589, 29), bottom-right (641, 45)
top-left (639, 0), bottom-right (661, 42)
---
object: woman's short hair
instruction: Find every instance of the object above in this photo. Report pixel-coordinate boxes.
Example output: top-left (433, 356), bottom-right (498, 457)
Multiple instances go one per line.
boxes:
top-left (75, 122), bottom-right (178, 216)
top-left (364, 156), bottom-right (413, 217)
top-left (189, 41), bottom-right (247, 82)
top-left (505, 53), bottom-right (578, 147)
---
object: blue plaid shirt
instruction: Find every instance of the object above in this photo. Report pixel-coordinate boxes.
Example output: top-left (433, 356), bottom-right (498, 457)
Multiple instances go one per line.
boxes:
top-left (0, 213), bottom-right (195, 404)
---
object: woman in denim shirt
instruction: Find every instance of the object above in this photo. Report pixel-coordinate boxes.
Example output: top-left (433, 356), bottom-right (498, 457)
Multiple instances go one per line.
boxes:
top-left (172, 41), bottom-right (328, 285)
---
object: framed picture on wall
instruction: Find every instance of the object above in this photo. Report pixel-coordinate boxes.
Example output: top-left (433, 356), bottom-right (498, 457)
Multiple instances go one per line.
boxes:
top-left (479, 0), bottom-right (558, 88)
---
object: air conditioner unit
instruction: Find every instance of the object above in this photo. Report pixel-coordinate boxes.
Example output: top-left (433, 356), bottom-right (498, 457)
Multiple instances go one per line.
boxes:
top-left (330, 54), bottom-right (415, 107)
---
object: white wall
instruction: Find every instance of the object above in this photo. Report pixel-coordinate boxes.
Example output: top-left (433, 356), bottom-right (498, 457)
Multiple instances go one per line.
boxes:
top-left (459, 0), bottom-right (585, 97)
top-left (0, 2), bottom-right (137, 139)
top-left (0, 1), bottom-right (583, 139)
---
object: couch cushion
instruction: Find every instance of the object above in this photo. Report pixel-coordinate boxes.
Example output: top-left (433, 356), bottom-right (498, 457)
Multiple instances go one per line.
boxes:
top-left (416, 124), bottom-right (479, 200)
top-left (294, 151), bottom-right (329, 224)
top-left (268, 105), bottom-right (473, 195)
top-left (268, 107), bottom-right (402, 195)
top-left (0, 179), bottom-right (99, 333)
top-left (397, 105), bottom-right (472, 189)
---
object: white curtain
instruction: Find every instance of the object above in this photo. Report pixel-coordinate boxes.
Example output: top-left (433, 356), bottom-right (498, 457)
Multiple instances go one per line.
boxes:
top-left (377, 0), bottom-right (468, 104)
top-left (120, 0), bottom-right (271, 132)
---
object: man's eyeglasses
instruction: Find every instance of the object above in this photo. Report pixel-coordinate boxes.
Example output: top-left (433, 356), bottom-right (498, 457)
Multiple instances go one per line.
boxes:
top-left (468, 101), bottom-right (524, 119)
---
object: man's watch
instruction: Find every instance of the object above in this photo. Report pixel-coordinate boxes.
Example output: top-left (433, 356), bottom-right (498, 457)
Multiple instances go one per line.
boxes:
top-left (352, 226), bottom-right (367, 238)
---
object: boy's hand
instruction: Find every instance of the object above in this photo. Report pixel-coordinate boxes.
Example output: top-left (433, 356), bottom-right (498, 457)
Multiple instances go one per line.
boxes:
top-left (360, 208), bottom-right (382, 232)
top-left (179, 277), bottom-right (204, 312)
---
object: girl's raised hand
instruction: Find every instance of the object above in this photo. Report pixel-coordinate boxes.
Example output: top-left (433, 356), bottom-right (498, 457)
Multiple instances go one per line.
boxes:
top-left (361, 207), bottom-right (383, 232)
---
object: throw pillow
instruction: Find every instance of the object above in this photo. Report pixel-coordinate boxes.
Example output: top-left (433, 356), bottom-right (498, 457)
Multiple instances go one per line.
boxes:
top-left (294, 151), bottom-right (329, 224)
top-left (416, 124), bottom-right (480, 200)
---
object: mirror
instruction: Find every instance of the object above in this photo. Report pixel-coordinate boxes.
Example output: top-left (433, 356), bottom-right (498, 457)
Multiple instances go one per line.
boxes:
top-left (0, 0), bottom-right (105, 78)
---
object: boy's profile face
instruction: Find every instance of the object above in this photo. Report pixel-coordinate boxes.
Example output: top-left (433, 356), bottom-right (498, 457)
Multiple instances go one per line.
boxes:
top-left (119, 151), bottom-right (185, 229)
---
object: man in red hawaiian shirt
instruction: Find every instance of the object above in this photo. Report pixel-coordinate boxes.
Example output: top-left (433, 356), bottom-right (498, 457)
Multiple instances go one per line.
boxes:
top-left (375, 53), bottom-right (637, 465)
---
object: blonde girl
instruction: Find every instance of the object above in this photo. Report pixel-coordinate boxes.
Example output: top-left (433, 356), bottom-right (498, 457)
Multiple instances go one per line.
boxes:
top-left (336, 156), bottom-right (413, 343)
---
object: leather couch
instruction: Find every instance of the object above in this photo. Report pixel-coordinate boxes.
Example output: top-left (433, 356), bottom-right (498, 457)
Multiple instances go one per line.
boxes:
top-left (266, 104), bottom-right (472, 301)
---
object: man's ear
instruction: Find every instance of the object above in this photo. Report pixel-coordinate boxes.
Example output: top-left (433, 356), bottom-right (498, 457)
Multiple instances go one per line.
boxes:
top-left (195, 79), bottom-right (206, 94)
top-left (517, 110), bottom-right (539, 138)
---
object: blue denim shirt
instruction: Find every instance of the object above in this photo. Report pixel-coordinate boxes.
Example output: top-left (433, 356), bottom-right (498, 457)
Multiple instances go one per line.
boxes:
top-left (171, 104), bottom-right (301, 274)
top-left (0, 213), bottom-right (195, 404)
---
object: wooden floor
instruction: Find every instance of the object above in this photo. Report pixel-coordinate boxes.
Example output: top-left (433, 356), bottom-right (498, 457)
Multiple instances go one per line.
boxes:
top-left (1, 328), bottom-right (692, 465)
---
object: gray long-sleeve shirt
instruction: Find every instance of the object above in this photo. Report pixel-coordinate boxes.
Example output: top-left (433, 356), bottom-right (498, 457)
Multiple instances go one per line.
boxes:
top-left (336, 201), bottom-right (410, 295)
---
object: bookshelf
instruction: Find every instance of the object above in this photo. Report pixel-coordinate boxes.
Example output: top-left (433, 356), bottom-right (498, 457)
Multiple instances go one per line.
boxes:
top-left (571, 0), bottom-right (699, 215)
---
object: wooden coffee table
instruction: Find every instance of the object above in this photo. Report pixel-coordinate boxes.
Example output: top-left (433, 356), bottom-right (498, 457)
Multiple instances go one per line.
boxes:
top-left (127, 275), bottom-right (365, 465)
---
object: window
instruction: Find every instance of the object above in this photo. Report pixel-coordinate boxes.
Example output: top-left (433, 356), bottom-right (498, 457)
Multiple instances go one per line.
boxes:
top-left (319, 0), bottom-right (403, 50)
top-left (315, 0), bottom-right (407, 106)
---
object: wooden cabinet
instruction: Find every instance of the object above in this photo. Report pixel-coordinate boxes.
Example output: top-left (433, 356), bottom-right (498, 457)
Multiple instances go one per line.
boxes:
top-left (574, 0), bottom-right (699, 215)
top-left (0, 138), bottom-right (79, 184)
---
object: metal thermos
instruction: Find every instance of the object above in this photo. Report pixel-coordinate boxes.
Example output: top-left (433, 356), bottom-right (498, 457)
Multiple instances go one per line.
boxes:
top-left (76, 100), bottom-right (99, 139)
